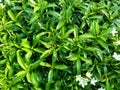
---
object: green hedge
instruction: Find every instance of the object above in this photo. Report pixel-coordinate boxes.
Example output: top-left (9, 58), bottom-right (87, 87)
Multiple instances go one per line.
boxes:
top-left (0, 0), bottom-right (120, 90)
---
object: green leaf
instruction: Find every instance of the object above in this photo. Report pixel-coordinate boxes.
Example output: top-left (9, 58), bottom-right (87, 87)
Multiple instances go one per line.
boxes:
top-left (48, 69), bottom-right (53, 82)
top-left (31, 72), bottom-right (39, 86)
top-left (79, 33), bottom-right (95, 39)
top-left (96, 38), bottom-right (109, 53)
top-left (30, 59), bottom-right (42, 70)
top-left (21, 38), bottom-right (31, 48)
top-left (45, 3), bottom-right (57, 9)
top-left (110, 10), bottom-right (118, 20)
top-left (101, 10), bottom-right (109, 19)
top-left (52, 49), bottom-right (57, 64)
top-left (33, 48), bottom-right (45, 53)
top-left (66, 53), bottom-right (78, 61)
top-left (100, 28), bottom-right (112, 36)
top-left (76, 59), bottom-right (81, 74)
top-left (17, 50), bottom-right (27, 70)
top-left (40, 62), bottom-right (51, 67)
top-left (80, 56), bottom-right (92, 64)
top-left (106, 78), bottom-right (111, 90)
top-left (64, 29), bottom-right (74, 38)
top-left (12, 71), bottom-right (27, 85)
top-left (7, 10), bottom-right (16, 21)
top-left (22, 48), bottom-right (32, 62)
top-left (96, 49), bottom-right (103, 61)
top-left (33, 32), bottom-right (48, 47)
top-left (16, 11), bottom-right (23, 19)
top-left (96, 66), bottom-right (102, 77)
top-left (40, 49), bottom-right (53, 59)
top-left (29, 14), bottom-right (39, 24)
top-left (26, 72), bottom-right (31, 83)
top-left (46, 11), bottom-right (61, 19)
top-left (55, 65), bottom-right (68, 70)
top-left (56, 21), bottom-right (64, 30)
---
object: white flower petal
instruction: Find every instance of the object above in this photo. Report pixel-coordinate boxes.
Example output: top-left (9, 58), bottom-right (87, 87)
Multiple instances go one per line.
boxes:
top-left (98, 87), bottom-right (105, 90)
top-left (86, 72), bottom-right (92, 78)
top-left (90, 78), bottom-right (98, 86)
top-left (113, 52), bottom-right (120, 61)
top-left (111, 27), bottom-right (118, 36)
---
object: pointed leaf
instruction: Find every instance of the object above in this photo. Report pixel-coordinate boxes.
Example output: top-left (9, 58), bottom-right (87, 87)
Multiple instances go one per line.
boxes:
top-left (17, 50), bottom-right (27, 70)
top-left (55, 65), bottom-right (68, 70)
top-left (12, 71), bottom-right (26, 85)
top-left (21, 38), bottom-right (31, 48)
top-left (40, 62), bottom-right (51, 67)
top-left (40, 49), bottom-right (53, 59)
top-left (7, 10), bottom-right (16, 21)
top-left (97, 38), bottom-right (109, 53)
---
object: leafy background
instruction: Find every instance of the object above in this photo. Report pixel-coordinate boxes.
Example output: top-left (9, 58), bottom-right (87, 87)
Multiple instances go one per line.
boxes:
top-left (0, 0), bottom-right (120, 90)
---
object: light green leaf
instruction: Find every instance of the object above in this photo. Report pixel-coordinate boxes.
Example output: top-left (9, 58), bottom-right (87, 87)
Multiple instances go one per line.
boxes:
top-left (7, 10), bottom-right (16, 21)
top-left (21, 38), bottom-right (31, 48)
top-left (16, 11), bottom-right (23, 19)
top-left (106, 78), bottom-right (111, 90)
top-left (17, 50), bottom-right (27, 70)
top-left (80, 56), bottom-right (92, 64)
top-left (22, 48), bottom-right (32, 62)
top-left (55, 65), bottom-right (68, 70)
top-left (66, 53), bottom-right (78, 61)
top-left (97, 38), bottom-right (109, 53)
top-left (12, 71), bottom-right (27, 85)
top-left (40, 49), bottom-right (53, 59)
top-left (52, 50), bottom-right (57, 64)
top-left (30, 59), bottom-right (42, 70)
top-left (64, 29), bottom-right (74, 38)
top-left (79, 33), bottom-right (95, 39)
top-left (45, 3), bottom-right (57, 9)
top-left (48, 69), bottom-right (53, 82)
top-left (33, 48), bottom-right (45, 53)
top-left (101, 10), bottom-right (109, 19)
top-left (40, 62), bottom-right (51, 67)
top-left (26, 72), bottom-right (31, 83)
top-left (76, 59), bottom-right (81, 74)
top-left (46, 11), bottom-right (61, 19)
top-left (31, 72), bottom-right (39, 86)
top-left (56, 21), bottom-right (64, 30)
top-left (29, 14), bottom-right (39, 24)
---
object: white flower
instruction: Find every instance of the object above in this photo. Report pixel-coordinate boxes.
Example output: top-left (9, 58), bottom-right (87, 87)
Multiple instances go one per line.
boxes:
top-left (114, 40), bottom-right (120, 45)
top-left (76, 75), bottom-right (89, 88)
top-left (86, 72), bottom-right (92, 78)
top-left (111, 27), bottom-right (118, 36)
top-left (90, 78), bottom-right (98, 86)
top-left (78, 77), bottom-right (89, 88)
top-left (113, 52), bottom-right (120, 61)
top-left (98, 87), bottom-right (105, 90)
top-left (76, 75), bottom-right (83, 82)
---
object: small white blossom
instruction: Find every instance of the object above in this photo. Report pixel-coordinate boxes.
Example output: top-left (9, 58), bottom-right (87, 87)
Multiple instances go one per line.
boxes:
top-left (76, 75), bottom-right (83, 82)
top-left (76, 75), bottom-right (89, 88)
top-left (86, 72), bottom-right (92, 78)
top-left (113, 52), bottom-right (120, 61)
top-left (98, 87), bottom-right (105, 90)
top-left (111, 27), bottom-right (118, 36)
top-left (114, 40), bottom-right (120, 45)
top-left (90, 78), bottom-right (98, 86)
top-left (78, 77), bottom-right (89, 88)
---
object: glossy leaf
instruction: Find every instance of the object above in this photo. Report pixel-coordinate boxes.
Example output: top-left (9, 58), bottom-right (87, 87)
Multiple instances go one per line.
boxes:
top-left (12, 71), bottom-right (27, 85)
top-left (17, 50), bottom-right (27, 70)
top-left (7, 10), bottom-right (16, 21)
top-left (55, 64), bottom-right (68, 70)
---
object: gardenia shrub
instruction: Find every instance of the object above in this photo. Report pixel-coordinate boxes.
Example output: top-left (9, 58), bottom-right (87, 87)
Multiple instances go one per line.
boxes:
top-left (0, 0), bottom-right (120, 90)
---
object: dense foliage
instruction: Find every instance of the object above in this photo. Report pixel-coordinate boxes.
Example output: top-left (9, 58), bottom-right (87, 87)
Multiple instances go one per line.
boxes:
top-left (0, 0), bottom-right (120, 90)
